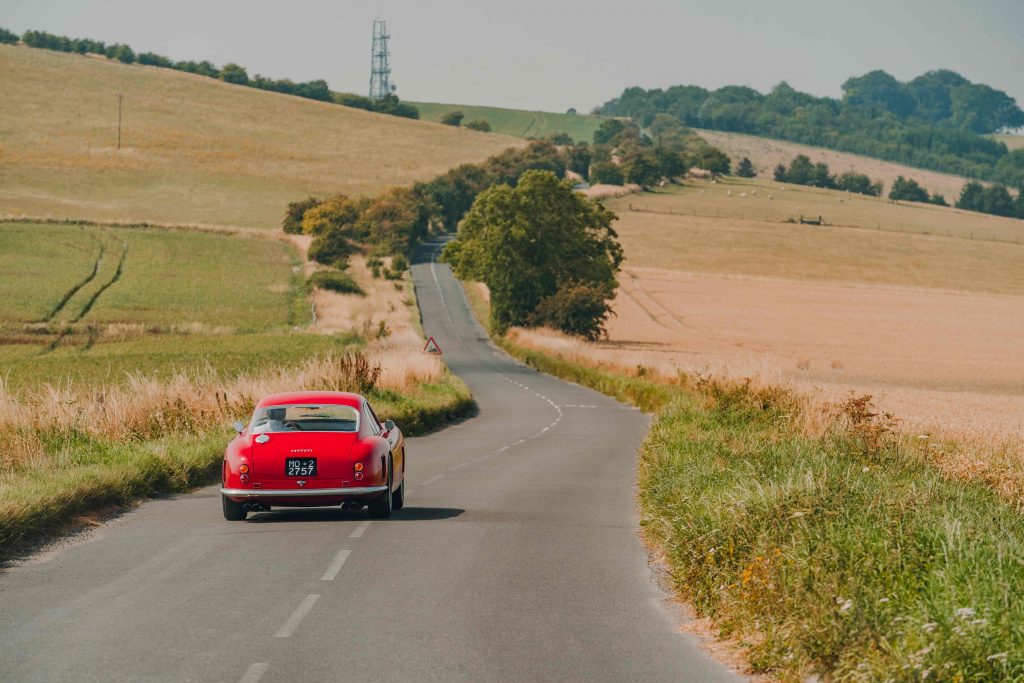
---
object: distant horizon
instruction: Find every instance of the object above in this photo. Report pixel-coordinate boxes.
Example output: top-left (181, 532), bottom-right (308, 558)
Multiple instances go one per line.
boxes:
top-left (2, 0), bottom-right (1021, 118)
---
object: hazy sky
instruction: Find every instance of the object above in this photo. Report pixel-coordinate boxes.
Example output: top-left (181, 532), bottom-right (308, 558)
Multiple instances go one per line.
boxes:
top-left (2, 0), bottom-right (1021, 113)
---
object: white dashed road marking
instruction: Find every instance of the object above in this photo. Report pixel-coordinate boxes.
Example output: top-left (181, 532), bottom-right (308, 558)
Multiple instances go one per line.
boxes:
top-left (320, 550), bottom-right (351, 581)
top-left (274, 594), bottom-right (320, 638)
top-left (349, 520), bottom-right (373, 538)
top-left (239, 662), bottom-right (269, 683)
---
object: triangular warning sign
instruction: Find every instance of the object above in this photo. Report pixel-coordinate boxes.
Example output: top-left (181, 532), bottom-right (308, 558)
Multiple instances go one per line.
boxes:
top-left (423, 336), bottom-right (442, 354)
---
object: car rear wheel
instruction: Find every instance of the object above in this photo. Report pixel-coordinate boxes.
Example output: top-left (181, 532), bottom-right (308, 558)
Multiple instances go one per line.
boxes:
top-left (368, 457), bottom-right (393, 519)
top-left (222, 494), bottom-right (247, 521)
top-left (393, 480), bottom-right (405, 511)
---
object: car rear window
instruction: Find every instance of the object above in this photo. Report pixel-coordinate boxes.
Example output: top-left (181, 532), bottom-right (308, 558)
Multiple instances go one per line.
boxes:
top-left (250, 404), bottom-right (359, 433)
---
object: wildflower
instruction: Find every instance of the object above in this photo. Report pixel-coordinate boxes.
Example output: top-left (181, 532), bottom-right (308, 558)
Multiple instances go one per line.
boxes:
top-left (837, 598), bottom-right (854, 612)
top-left (878, 597), bottom-right (890, 603)
top-left (916, 434), bottom-right (930, 440)
top-left (970, 618), bottom-right (988, 627)
top-left (922, 622), bottom-right (939, 633)
top-left (987, 652), bottom-right (1008, 662)
top-left (954, 607), bottom-right (976, 620)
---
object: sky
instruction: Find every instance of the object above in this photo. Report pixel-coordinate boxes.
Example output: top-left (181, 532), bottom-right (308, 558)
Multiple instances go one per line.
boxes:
top-left (1, 0), bottom-right (1022, 114)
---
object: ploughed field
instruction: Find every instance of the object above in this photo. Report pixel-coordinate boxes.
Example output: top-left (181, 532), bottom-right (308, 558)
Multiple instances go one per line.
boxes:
top-left (0, 44), bottom-right (520, 229)
top-left (0, 221), bottom-right (351, 389)
top-left (598, 178), bottom-right (1024, 437)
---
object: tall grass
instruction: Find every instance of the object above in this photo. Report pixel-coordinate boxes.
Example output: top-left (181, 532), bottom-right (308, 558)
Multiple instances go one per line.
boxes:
top-left (0, 346), bottom-right (466, 556)
top-left (502, 337), bottom-right (1024, 680)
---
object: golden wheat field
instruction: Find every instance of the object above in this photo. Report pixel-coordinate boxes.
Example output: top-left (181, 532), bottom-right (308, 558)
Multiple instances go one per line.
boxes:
top-left (696, 129), bottom-right (980, 200)
top-left (0, 44), bottom-right (521, 229)
top-left (569, 179), bottom-right (1024, 439)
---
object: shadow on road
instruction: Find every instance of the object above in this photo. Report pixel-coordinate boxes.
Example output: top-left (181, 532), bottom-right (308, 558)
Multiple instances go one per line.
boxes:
top-left (246, 506), bottom-right (464, 523)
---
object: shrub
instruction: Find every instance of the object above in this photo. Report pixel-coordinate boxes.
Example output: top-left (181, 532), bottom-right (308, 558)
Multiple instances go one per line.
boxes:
top-left (736, 157), bottom-right (757, 177)
top-left (282, 196), bottom-right (320, 234)
top-left (305, 269), bottom-right (363, 295)
top-left (590, 161), bottom-right (624, 185)
top-left (219, 63), bottom-right (249, 85)
top-left (0, 27), bottom-right (19, 44)
top-left (440, 110), bottom-right (464, 127)
top-left (528, 282), bottom-right (615, 340)
top-left (889, 175), bottom-right (931, 202)
top-left (465, 119), bottom-right (492, 132)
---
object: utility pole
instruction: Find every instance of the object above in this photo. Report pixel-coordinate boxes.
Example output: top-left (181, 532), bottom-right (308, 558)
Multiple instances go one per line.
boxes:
top-left (116, 92), bottom-right (124, 150)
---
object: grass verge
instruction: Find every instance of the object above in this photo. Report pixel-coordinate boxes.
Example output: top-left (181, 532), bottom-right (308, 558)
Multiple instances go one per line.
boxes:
top-left (0, 361), bottom-right (473, 559)
top-left (501, 339), bottom-right (1024, 680)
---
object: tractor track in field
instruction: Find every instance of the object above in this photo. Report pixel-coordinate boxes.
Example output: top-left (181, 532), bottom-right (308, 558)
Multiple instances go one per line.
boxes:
top-left (41, 238), bottom-right (104, 323)
top-left (72, 243), bottom-right (128, 322)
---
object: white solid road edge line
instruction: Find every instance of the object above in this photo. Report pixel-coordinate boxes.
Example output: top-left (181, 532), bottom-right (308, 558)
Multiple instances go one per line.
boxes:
top-left (274, 594), bottom-right (320, 638)
top-left (320, 549), bottom-right (352, 581)
top-left (349, 520), bottom-right (373, 538)
top-left (239, 662), bottom-right (269, 683)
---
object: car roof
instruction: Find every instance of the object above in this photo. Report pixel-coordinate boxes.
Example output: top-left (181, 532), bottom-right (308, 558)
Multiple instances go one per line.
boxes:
top-left (256, 391), bottom-right (364, 409)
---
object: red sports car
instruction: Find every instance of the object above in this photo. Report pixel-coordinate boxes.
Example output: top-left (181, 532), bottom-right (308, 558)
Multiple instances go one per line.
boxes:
top-left (220, 391), bottom-right (405, 520)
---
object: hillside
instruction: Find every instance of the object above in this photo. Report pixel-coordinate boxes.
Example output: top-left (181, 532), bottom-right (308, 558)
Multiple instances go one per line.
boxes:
top-left (696, 129), bottom-right (977, 200)
top-left (0, 44), bottom-right (521, 229)
top-left (412, 101), bottom-right (603, 143)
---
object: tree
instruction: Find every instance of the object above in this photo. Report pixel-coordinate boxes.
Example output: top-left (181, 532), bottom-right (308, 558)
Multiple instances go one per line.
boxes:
top-left (836, 171), bottom-right (882, 196)
top-left (566, 107), bottom-right (577, 115)
top-left (441, 170), bottom-right (623, 336)
top-left (980, 185), bottom-right (1015, 217)
top-left (528, 283), bottom-right (615, 341)
top-left (566, 143), bottom-right (592, 180)
top-left (590, 162), bottom-right (624, 186)
top-left (106, 44), bottom-right (135, 64)
top-left (219, 63), bottom-right (249, 85)
top-left (621, 152), bottom-right (661, 187)
top-left (695, 147), bottom-right (731, 175)
top-left (773, 163), bottom-right (787, 182)
top-left (736, 157), bottom-right (756, 177)
top-left (440, 110), bottom-right (464, 127)
top-left (842, 70), bottom-right (915, 118)
top-left (658, 150), bottom-right (688, 180)
top-left (0, 27), bottom-right (19, 44)
top-left (889, 176), bottom-right (930, 203)
top-left (956, 181), bottom-right (985, 211)
top-left (465, 119), bottom-right (492, 132)
top-left (993, 149), bottom-right (1024, 190)
top-left (593, 118), bottom-right (626, 145)
top-left (785, 155), bottom-right (815, 185)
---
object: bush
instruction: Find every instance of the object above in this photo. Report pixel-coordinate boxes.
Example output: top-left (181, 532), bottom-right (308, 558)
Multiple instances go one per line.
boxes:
top-left (0, 27), bottom-right (19, 44)
top-left (282, 196), bottom-right (320, 234)
top-left (889, 175), bottom-right (931, 202)
top-left (528, 283), bottom-right (615, 340)
top-left (219, 63), bottom-right (249, 85)
top-left (306, 270), bottom-right (363, 295)
top-left (440, 110), bottom-right (464, 126)
top-left (590, 161), bottom-right (624, 185)
top-left (465, 119), bottom-right (491, 132)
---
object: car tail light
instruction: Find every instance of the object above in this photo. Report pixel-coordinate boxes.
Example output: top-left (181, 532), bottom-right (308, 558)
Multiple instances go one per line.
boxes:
top-left (354, 472), bottom-right (364, 481)
top-left (354, 463), bottom-right (364, 472)
top-left (239, 464), bottom-right (249, 475)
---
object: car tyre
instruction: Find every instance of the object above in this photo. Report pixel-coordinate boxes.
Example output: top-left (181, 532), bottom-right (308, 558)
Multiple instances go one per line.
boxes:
top-left (393, 480), bottom-right (405, 511)
top-left (368, 457), bottom-right (393, 519)
top-left (222, 494), bottom-right (247, 521)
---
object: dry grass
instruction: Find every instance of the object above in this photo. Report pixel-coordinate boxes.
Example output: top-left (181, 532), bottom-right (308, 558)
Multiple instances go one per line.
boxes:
top-left (507, 326), bottom-right (1024, 505)
top-left (696, 128), bottom-right (981, 200)
top-left (606, 182), bottom-right (1024, 296)
top-left (0, 44), bottom-right (521, 229)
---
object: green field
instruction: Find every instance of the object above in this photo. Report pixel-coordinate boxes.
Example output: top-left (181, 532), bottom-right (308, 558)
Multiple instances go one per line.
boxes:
top-left (0, 221), bottom-right (354, 388)
top-left (412, 101), bottom-right (605, 143)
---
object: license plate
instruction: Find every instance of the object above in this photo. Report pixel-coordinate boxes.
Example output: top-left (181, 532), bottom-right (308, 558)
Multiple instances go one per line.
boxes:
top-left (285, 458), bottom-right (317, 477)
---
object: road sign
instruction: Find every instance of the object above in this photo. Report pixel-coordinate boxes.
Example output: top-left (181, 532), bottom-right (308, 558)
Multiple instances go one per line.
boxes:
top-left (424, 336), bottom-right (442, 354)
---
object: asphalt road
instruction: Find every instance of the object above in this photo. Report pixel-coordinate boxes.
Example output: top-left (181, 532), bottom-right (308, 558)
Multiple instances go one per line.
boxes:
top-left (0, 241), bottom-right (742, 682)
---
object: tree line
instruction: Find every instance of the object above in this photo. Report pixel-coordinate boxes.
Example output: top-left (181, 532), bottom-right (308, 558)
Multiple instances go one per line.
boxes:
top-left (773, 155), bottom-right (884, 196)
top-left (5, 27), bottom-right (419, 119)
top-left (597, 71), bottom-right (1024, 184)
top-left (283, 141), bottom-right (624, 339)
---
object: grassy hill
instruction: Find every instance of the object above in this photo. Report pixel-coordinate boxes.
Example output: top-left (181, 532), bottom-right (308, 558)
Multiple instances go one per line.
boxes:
top-left (412, 101), bottom-right (604, 143)
top-left (0, 44), bottom-right (521, 229)
top-left (696, 129), bottom-right (978, 200)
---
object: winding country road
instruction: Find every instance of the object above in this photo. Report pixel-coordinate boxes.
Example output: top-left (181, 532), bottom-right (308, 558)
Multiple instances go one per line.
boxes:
top-left (0, 241), bottom-right (741, 682)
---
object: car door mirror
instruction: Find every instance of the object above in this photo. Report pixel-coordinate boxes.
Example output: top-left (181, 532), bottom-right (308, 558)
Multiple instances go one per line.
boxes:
top-left (384, 419), bottom-right (396, 432)
top-left (233, 420), bottom-right (245, 435)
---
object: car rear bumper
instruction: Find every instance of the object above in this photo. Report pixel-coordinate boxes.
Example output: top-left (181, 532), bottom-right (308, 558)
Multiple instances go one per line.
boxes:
top-left (220, 485), bottom-right (387, 498)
